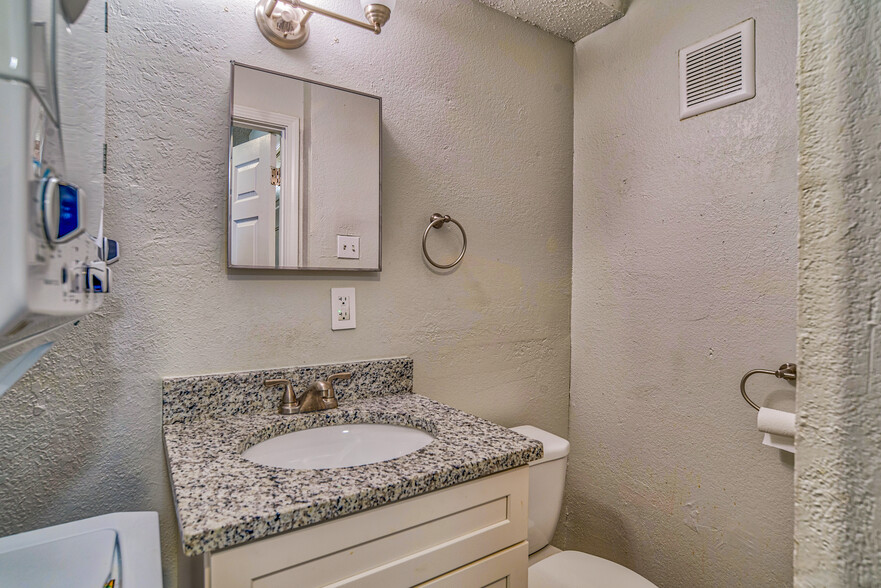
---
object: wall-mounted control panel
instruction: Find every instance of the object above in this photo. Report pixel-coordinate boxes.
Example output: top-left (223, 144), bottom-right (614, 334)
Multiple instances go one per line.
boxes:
top-left (331, 288), bottom-right (356, 330)
top-left (0, 0), bottom-right (114, 353)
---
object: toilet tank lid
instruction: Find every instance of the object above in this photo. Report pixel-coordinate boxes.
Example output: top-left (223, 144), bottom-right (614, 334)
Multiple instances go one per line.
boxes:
top-left (511, 425), bottom-right (570, 464)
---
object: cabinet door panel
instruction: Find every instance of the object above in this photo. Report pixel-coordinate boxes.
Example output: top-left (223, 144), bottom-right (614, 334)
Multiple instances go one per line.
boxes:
top-left (206, 467), bottom-right (528, 588)
top-left (254, 497), bottom-right (508, 588)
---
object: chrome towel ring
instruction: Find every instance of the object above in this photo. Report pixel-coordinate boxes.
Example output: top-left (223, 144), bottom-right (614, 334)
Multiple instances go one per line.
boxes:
top-left (422, 213), bottom-right (467, 269)
top-left (740, 363), bottom-right (797, 410)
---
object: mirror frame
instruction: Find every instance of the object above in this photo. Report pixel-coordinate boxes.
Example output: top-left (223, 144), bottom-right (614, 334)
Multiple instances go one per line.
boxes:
top-left (227, 61), bottom-right (382, 272)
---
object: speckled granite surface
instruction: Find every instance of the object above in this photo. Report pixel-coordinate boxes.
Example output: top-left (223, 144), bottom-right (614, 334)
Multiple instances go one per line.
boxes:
top-left (163, 359), bottom-right (542, 555)
top-left (162, 357), bottom-right (413, 424)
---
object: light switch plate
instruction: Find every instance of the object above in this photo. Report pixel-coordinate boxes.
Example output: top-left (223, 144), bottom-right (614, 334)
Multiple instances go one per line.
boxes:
top-left (337, 236), bottom-right (360, 259)
top-left (331, 287), bottom-right (356, 330)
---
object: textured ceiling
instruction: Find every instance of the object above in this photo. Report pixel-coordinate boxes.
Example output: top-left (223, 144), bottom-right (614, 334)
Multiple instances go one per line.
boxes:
top-left (474, 0), bottom-right (627, 42)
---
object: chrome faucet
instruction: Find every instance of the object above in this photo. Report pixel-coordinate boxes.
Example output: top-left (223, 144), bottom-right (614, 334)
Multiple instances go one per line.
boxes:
top-left (263, 372), bottom-right (352, 415)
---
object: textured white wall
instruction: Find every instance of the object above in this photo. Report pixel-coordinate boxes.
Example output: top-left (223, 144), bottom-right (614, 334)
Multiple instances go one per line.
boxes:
top-left (796, 1), bottom-right (881, 585)
top-left (0, 1), bottom-right (572, 585)
top-left (567, 0), bottom-right (796, 586)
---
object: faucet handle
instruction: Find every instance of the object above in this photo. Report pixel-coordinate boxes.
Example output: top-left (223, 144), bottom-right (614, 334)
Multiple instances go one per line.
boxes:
top-left (264, 378), bottom-right (298, 415)
top-left (327, 372), bottom-right (352, 385)
top-left (322, 372), bottom-right (352, 408)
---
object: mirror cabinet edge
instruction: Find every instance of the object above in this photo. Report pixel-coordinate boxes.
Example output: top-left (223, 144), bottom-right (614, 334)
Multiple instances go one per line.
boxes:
top-left (226, 60), bottom-right (235, 271)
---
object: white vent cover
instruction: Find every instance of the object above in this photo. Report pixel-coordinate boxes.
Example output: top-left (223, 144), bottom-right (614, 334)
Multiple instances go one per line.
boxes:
top-left (679, 19), bottom-right (755, 120)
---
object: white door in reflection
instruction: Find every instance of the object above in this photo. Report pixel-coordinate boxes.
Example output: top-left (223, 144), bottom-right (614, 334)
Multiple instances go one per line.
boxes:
top-left (230, 133), bottom-right (275, 267)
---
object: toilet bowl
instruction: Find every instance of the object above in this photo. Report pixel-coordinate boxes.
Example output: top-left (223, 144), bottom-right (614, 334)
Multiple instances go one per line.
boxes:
top-left (511, 425), bottom-right (658, 588)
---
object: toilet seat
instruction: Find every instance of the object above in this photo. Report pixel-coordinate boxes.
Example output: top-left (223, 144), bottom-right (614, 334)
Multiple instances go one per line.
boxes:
top-left (528, 551), bottom-right (658, 588)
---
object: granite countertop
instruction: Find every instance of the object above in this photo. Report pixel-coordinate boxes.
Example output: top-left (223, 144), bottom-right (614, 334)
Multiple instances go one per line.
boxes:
top-left (163, 359), bottom-right (542, 556)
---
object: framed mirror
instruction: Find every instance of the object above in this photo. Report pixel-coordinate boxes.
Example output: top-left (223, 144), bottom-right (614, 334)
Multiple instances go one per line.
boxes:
top-left (228, 62), bottom-right (381, 271)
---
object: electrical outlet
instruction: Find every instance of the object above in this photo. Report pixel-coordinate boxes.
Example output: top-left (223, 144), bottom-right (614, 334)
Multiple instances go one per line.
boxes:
top-left (337, 236), bottom-right (360, 259)
top-left (331, 287), bottom-right (356, 330)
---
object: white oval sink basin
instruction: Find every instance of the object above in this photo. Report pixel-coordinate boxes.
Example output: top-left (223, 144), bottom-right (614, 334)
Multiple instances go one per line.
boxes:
top-left (242, 423), bottom-right (435, 470)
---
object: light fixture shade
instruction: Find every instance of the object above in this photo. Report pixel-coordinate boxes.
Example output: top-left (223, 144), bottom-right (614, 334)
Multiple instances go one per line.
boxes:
top-left (360, 0), bottom-right (395, 12)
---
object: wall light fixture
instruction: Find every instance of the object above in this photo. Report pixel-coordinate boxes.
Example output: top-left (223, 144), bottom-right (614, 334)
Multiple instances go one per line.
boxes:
top-left (256, 0), bottom-right (396, 49)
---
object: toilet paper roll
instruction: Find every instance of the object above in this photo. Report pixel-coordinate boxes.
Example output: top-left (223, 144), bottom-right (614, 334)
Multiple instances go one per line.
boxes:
top-left (757, 407), bottom-right (796, 438)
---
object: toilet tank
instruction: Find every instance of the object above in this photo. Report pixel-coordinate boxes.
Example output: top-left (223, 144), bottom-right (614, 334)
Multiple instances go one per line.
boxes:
top-left (511, 425), bottom-right (570, 554)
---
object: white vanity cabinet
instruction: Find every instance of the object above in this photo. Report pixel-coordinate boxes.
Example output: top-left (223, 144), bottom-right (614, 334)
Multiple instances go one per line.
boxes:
top-left (202, 467), bottom-right (528, 588)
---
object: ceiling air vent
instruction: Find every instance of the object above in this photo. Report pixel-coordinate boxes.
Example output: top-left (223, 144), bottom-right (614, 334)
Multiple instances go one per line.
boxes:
top-left (679, 19), bottom-right (755, 120)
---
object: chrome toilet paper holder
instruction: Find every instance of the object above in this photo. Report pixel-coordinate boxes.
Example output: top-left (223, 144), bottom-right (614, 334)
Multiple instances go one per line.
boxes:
top-left (740, 363), bottom-right (797, 411)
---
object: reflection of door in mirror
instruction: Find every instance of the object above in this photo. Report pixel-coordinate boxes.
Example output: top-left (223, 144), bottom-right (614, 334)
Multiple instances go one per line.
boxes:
top-left (229, 113), bottom-right (300, 268)
top-left (230, 131), bottom-right (276, 267)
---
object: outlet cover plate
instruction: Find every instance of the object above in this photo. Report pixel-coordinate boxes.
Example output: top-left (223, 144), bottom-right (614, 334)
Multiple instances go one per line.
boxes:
top-left (337, 236), bottom-right (360, 259)
top-left (331, 287), bottom-right (356, 330)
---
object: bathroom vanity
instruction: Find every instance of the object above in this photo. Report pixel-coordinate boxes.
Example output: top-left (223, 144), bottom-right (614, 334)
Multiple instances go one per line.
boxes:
top-left (163, 358), bottom-right (541, 587)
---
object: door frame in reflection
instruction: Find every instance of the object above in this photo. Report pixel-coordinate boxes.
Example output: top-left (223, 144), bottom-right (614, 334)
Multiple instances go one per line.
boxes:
top-left (231, 105), bottom-right (301, 268)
